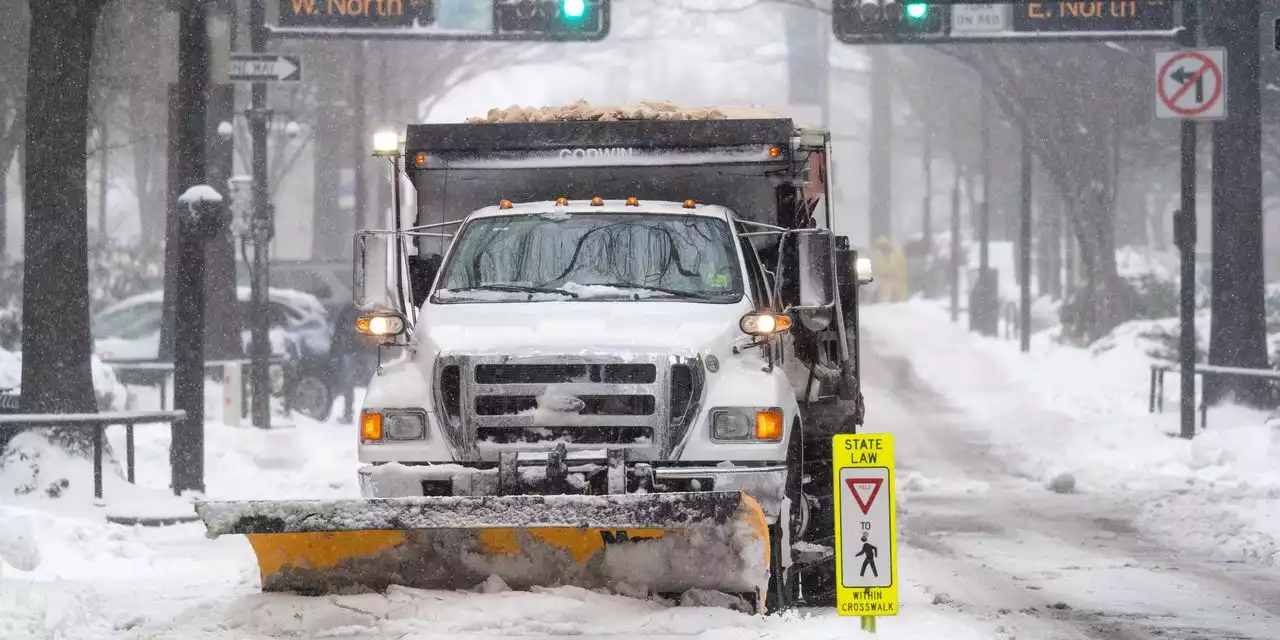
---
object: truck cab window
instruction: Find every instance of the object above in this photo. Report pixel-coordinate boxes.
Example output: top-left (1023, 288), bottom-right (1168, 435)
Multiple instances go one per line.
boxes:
top-left (734, 219), bottom-right (771, 310)
top-left (433, 213), bottom-right (745, 304)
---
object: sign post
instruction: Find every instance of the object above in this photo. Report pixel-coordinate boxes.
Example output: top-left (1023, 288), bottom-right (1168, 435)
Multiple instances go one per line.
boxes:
top-left (833, 433), bottom-right (898, 631)
top-left (1158, 3), bottom-right (1203, 440)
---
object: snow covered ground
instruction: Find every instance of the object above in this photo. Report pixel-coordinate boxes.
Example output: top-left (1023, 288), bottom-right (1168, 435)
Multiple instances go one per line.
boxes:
top-left (3, 301), bottom-right (1280, 639)
top-left (863, 299), bottom-right (1280, 569)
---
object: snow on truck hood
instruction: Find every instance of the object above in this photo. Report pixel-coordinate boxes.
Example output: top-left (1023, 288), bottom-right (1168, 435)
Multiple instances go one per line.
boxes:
top-left (422, 300), bottom-right (748, 355)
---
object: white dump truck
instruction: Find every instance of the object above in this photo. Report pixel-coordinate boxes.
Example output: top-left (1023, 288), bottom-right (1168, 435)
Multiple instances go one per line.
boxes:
top-left (195, 107), bottom-right (873, 614)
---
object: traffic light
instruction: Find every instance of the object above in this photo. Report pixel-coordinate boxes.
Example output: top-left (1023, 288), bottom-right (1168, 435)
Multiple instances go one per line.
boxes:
top-left (496, 0), bottom-right (609, 41)
top-left (833, 0), bottom-right (948, 44)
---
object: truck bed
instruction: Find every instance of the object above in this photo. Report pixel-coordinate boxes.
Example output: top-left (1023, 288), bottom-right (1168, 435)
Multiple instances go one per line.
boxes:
top-left (405, 118), bottom-right (795, 153)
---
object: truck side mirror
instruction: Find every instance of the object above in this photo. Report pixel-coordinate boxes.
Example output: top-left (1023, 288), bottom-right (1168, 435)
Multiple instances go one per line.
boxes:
top-left (795, 230), bottom-right (836, 308)
top-left (790, 230), bottom-right (837, 331)
top-left (353, 230), bottom-right (416, 341)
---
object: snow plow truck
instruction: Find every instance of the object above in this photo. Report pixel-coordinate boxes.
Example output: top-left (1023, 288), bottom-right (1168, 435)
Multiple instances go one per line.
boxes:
top-left (195, 105), bottom-right (873, 614)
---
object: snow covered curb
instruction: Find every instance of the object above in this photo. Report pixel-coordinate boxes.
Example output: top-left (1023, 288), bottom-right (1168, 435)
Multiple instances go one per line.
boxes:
top-left (863, 300), bottom-right (1280, 567)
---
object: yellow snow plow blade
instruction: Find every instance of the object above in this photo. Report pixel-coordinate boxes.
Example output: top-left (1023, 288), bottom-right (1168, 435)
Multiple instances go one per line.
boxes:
top-left (194, 491), bottom-right (770, 602)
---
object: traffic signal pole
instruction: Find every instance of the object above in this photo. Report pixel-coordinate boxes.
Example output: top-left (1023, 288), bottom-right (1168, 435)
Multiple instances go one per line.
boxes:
top-left (1176, 2), bottom-right (1198, 439)
top-left (248, 0), bottom-right (273, 429)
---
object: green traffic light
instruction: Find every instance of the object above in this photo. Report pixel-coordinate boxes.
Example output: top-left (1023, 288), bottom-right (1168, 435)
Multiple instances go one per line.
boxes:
top-left (563, 0), bottom-right (587, 19)
top-left (904, 3), bottom-right (929, 20)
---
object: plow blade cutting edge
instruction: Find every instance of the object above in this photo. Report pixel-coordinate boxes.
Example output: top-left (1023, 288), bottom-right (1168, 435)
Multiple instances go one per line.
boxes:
top-left (194, 491), bottom-right (771, 602)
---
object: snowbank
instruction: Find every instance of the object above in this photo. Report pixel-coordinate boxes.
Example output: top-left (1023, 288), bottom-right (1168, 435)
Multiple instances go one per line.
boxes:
top-left (863, 300), bottom-right (1280, 567)
top-left (0, 346), bottom-right (128, 411)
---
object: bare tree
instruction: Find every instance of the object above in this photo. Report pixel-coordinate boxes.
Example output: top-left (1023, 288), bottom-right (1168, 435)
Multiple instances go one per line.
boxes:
top-left (14, 0), bottom-right (112, 454)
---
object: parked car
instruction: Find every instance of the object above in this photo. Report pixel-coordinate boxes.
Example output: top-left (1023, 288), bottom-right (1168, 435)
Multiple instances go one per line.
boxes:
top-left (237, 260), bottom-right (351, 318)
top-left (90, 286), bottom-right (337, 421)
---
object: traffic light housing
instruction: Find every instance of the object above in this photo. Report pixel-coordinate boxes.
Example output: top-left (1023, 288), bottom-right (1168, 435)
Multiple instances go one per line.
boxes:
top-left (496, 0), bottom-right (610, 41)
top-left (833, 0), bottom-right (948, 44)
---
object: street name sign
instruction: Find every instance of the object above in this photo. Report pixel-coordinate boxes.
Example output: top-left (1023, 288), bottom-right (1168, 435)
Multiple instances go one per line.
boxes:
top-left (1155, 48), bottom-right (1227, 121)
top-left (269, 0), bottom-right (610, 41)
top-left (833, 433), bottom-right (899, 617)
top-left (228, 54), bottom-right (303, 83)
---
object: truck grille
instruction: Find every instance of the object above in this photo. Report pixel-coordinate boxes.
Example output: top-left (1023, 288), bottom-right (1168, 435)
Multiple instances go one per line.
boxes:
top-left (435, 354), bottom-right (704, 461)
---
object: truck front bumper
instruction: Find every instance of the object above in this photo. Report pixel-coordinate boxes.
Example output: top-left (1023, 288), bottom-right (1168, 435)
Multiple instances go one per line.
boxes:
top-left (358, 455), bottom-right (788, 521)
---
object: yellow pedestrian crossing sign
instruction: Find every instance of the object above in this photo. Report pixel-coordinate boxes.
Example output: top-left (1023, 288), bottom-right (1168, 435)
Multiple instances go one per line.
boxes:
top-left (833, 433), bottom-right (898, 616)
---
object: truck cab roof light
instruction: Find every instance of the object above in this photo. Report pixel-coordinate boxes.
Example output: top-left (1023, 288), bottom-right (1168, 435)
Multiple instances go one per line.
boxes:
top-left (590, 196), bottom-right (604, 206)
top-left (683, 199), bottom-right (696, 209)
top-left (768, 146), bottom-right (781, 158)
top-left (555, 197), bottom-right (569, 206)
top-left (413, 152), bottom-right (427, 167)
top-left (499, 200), bottom-right (514, 209)
top-left (625, 196), bottom-right (639, 206)
top-left (372, 131), bottom-right (400, 156)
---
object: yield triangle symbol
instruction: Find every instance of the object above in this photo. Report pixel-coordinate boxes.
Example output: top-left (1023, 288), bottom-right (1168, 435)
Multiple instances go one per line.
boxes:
top-left (845, 478), bottom-right (883, 516)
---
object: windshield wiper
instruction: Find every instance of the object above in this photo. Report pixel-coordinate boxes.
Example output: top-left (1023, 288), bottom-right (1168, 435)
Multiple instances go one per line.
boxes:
top-left (446, 284), bottom-right (580, 299)
top-left (596, 282), bottom-right (717, 300)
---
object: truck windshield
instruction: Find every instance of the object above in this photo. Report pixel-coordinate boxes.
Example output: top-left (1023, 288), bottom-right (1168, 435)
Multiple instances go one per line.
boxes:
top-left (433, 213), bottom-right (744, 304)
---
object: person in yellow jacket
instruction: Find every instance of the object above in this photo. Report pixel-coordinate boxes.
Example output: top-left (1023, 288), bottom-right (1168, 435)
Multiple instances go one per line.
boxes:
top-left (871, 236), bottom-right (909, 303)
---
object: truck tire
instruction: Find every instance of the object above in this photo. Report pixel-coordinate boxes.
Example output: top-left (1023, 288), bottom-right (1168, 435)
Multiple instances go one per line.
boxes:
top-left (765, 421), bottom-right (804, 614)
top-left (794, 399), bottom-right (858, 608)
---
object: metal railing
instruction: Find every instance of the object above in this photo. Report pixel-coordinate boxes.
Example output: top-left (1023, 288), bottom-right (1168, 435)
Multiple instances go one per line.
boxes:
top-left (103, 357), bottom-right (284, 412)
top-left (1149, 362), bottom-right (1280, 430)
top-left (0, 410), bottom-right (186, 500)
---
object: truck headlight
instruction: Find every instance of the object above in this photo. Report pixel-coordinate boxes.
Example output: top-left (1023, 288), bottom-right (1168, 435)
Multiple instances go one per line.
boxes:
top-left (361, 409), bottom-right (428, 442)
top-left (711, 407), bottom-right (785, 442)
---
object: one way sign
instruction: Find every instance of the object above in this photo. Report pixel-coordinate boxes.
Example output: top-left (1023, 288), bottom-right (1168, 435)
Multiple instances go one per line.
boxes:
top-left (229, 53), bottom-right (303, 83)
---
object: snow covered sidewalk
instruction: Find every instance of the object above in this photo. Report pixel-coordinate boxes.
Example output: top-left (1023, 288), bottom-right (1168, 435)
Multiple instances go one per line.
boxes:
top-left (862, 300), bottom-right (1280, 568)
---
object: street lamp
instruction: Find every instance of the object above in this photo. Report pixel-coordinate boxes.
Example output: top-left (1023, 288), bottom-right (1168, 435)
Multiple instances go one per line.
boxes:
top-left (217, 120), bottom-right (234, 140)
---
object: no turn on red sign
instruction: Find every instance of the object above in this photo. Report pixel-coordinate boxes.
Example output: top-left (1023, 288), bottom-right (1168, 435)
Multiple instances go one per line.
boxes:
top-left (1155, 48), bottom-right (1227, 121)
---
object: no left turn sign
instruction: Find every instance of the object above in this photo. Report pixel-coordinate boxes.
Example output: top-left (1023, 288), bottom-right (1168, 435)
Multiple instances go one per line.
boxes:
top-left (1155, 48), bottom-right (1227, 121)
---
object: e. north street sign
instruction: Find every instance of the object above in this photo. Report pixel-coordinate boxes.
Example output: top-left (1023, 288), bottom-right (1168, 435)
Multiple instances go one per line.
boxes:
top-left (834, 1), bottom-right (1182, 45)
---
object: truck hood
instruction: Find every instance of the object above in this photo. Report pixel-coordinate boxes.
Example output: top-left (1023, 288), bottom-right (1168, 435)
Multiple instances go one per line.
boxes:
top-left (420, 300), bottom-right (752, 356)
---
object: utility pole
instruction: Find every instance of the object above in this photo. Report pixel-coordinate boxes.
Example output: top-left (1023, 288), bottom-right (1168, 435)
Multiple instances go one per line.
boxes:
top-left (921, 129), bottom-right (932, 298)
top-left (248, 0), bottom-right (273, 429)
top-left (1018, 127), bottom-right (1032, 353)
top-left (868, 48), bottom-right (892, 244)
top-left (353, 41), bottom-right (369, 230)
top-left (949, 162), bottom-right (961, 323)
top-left (171, 0), bottom-right (211, 494)
top-left (970, 83), bottom-right (997, 336)
top-left (97, 125), bottom-right (108, 242)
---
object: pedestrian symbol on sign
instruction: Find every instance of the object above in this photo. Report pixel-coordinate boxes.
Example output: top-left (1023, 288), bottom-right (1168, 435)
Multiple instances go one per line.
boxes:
top-left (856, 530), bottom-right (879, 578)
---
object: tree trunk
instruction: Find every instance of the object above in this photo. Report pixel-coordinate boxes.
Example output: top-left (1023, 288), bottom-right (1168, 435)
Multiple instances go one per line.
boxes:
top-left (1204, 0), bottom-right (1270, 407)
top-left (17, 0), bottom-right (108, 453)
top-left (128, 8), bottom-right (166, 244)
top-left (868, 48), bottom-right (892, 243)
